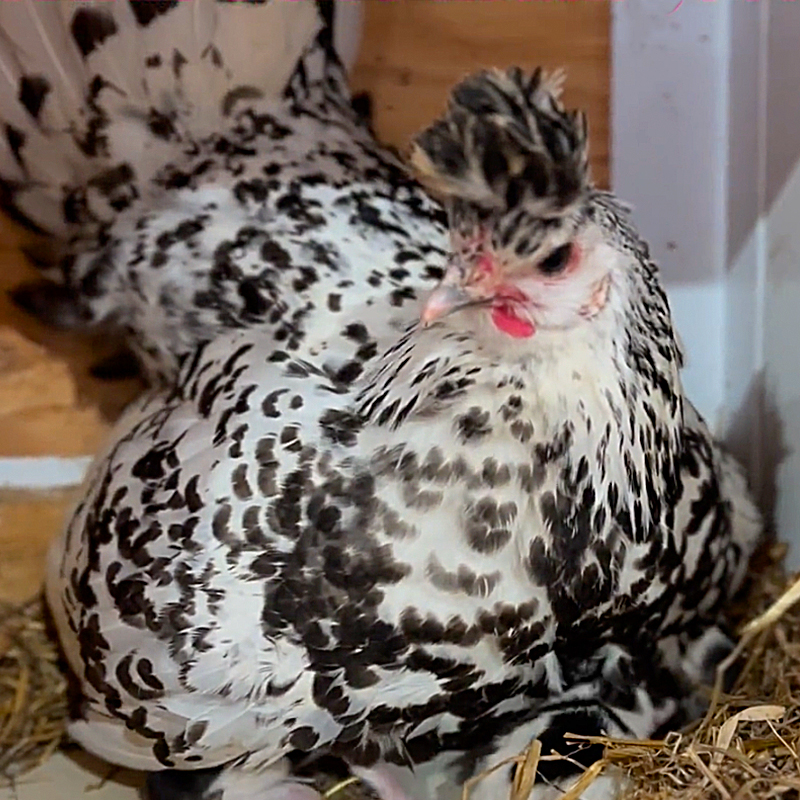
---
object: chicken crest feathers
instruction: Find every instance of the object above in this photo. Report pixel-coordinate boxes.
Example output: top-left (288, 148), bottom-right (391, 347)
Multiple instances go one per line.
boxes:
top-left (410, 67), bottom-right (589, 218)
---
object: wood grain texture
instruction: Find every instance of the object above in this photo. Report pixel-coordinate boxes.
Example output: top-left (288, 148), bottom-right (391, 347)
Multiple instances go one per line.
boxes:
top-left (0, 488), bottom-right (78, 602)
top-left (350, 0), bottom-right (610, 188)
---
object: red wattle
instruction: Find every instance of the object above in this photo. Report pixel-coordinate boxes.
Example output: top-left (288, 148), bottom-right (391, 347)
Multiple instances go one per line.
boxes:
top-left (491, 305), bottom-right (535, 338)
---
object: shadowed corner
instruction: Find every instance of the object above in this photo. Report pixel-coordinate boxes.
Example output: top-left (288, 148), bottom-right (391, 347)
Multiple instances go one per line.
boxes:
top-left (144, 768), bottom-right (224, 800)
top-left (723, 368), bottom-right (790, 544)
top-left (8, 281), bottom-right (89, 332)
top-left (722, 368), bottom-right (792, 635)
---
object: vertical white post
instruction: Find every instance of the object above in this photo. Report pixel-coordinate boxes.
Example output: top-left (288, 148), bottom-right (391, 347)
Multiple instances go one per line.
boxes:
top-left (611, 0), bottom-right (733, 431)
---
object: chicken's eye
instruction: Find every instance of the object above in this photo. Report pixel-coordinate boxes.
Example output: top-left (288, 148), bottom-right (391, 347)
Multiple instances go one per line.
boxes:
top-left (538, 243), bottom-right (572, 276)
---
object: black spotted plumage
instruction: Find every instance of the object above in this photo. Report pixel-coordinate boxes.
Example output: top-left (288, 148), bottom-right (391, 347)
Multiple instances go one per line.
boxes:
top-left (0, 0), bottom-right (447, 387)
top-left (28, 30), bottom-right (762, 800)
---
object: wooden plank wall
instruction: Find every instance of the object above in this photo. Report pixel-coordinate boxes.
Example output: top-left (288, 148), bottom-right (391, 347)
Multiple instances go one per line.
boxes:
top-left (0, 2), bottom-right (610, 601)
top-left (351, 1), bottom-right (610, 187)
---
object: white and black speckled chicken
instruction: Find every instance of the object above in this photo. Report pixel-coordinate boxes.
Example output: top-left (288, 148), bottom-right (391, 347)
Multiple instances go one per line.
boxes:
top-left (0, 0), bottom-right (448, 384)
top-left (46, 67), bottom-right (763, 800)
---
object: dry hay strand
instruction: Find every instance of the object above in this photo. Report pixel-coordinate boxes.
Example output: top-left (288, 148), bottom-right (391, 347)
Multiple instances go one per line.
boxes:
top-left (0, 595), bottom-right (67, 785)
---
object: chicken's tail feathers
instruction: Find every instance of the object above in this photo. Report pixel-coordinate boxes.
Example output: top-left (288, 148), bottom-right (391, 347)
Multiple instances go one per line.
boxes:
top-left (0, 0), bottom-right (359, 238)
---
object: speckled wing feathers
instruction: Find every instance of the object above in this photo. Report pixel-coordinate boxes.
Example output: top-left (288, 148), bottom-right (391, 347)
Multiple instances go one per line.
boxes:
top-left (48, 303), bottom-right (761, 780)
top-left (0, 0), bottom-right (451, 386)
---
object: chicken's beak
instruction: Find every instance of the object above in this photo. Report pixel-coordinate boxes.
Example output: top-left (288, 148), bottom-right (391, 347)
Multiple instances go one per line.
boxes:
top-left (420, 284), bottom-right (475, 326)
top-left (420, 261), bottom-right (489, 326)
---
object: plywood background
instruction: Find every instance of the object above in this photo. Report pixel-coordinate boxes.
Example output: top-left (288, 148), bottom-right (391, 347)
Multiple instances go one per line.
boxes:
top-left (351, 1), bottom-right (610, 187)
top-left (0, 2), bottom-right (610, 601)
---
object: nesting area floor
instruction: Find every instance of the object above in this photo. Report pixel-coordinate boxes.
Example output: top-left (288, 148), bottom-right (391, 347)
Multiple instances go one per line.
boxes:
top-left (3, 752), bottom-right (142, 800)
top-left (0, 4), bottom-right (609, 798)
